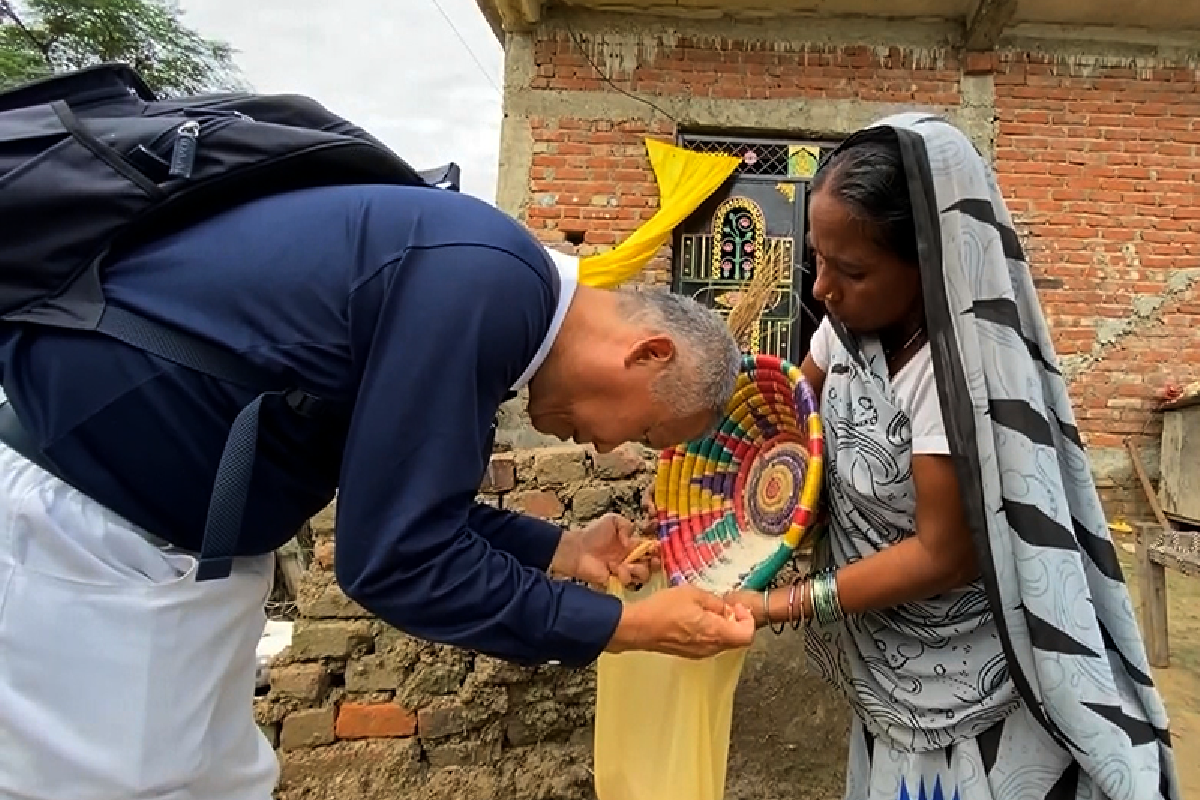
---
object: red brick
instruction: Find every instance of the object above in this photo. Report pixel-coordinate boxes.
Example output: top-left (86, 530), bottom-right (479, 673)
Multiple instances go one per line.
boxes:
top-left (335, 703), bottom-right (417, 740)
top-left (504, 490), bottom-right (564, 520)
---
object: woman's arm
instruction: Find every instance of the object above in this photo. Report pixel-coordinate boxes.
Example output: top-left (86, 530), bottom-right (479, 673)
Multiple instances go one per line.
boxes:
top-left (737, 452), bottom-right (979, 626)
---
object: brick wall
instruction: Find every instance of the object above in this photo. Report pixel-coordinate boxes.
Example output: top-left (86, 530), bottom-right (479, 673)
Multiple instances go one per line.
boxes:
top-left (499, 16), bottom-right (1200, 522)
top-left (261, 444), bottom-right (653, 800)
top-left (531, 35), bottom-right (962, 102)
top-left (262, 442), bottom-right (853, 799)
top-left (992, 53), bottom-right (1200, 520)
top-left (528, 116), bottom-right (673, 281)
top-left (524, 33), bottom-right (962, 285)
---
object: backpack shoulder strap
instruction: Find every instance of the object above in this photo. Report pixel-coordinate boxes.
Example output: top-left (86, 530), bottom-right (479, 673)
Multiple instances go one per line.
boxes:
top-left (96, 304), bottom-right (306, 580)
top-left (5, 301), bottom-right (321, 581)
top-left (96, 305), bottom-right (272, 391)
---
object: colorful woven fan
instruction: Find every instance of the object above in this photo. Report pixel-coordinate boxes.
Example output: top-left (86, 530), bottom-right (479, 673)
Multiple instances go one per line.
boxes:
top-left (653, 353), bottom-right (823, 594)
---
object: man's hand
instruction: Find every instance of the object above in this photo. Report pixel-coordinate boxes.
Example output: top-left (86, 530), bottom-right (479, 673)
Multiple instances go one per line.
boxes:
top-left (607, 584), bottom-right (756, 659)
top-left (550, 513), bottom-right (655, 587)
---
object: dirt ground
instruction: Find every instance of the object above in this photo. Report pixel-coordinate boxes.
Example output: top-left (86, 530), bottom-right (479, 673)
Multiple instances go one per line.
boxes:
top-left (1115, 536), bottom-right (1200, 799)
top-left (725, 629), bottom-right (851, 800)
top-left (722, 539), bottom-right (1200, 800)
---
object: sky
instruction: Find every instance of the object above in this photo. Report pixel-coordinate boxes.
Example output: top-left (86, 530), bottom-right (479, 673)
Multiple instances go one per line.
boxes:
top-left (176, 0), bottom-right (505, 202)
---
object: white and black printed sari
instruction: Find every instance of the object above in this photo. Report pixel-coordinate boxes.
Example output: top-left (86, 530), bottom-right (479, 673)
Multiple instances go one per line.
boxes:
top-left (805, 114), bottom-right (1179, 800)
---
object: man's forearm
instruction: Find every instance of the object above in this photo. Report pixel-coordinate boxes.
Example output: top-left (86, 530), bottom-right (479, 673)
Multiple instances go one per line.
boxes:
top-left (467, 503), bottom-right (563, 570)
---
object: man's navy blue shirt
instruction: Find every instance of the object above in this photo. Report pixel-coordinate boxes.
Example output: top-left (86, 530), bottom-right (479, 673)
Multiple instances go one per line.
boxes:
top-left (0, 183), bottom-right (622, 667)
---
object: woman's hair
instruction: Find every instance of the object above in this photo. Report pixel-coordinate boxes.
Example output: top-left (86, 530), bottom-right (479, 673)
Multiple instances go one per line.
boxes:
top-left (810, 137), bottom-right (919, 266)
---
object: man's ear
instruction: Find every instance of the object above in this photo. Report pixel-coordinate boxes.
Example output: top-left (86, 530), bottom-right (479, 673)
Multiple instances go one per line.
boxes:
top-left (625, 335), bottom-right (675, 368)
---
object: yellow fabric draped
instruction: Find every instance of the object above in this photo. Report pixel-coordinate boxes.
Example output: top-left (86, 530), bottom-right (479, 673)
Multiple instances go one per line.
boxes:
top-left (593, 574), bottom-right (749, 800)
top-left (576, 138), bottom-right (740, 289)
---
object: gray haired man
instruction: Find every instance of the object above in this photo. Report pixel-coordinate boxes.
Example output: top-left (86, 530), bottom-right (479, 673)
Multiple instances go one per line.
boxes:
top-left (0, 182), bottom-right (753, 800)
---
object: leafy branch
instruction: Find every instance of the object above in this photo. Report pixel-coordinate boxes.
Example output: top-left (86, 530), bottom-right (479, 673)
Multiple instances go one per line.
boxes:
top-left (0, 0), bottom-right (244, 95)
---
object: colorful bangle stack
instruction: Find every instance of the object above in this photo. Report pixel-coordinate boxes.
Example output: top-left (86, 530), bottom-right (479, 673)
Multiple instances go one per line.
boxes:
top-left (809, 569), bottom-right (844, 626)
top-left (761, 568), bottom-right (844, 634)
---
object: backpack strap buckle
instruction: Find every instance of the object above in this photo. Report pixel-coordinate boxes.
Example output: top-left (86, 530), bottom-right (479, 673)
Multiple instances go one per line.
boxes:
top-left (285, 389), bottom-right (322, 418)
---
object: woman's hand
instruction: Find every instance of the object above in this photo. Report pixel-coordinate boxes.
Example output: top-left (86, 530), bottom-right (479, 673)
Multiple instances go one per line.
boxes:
top-left (724, 590), bottom-right (769, 628)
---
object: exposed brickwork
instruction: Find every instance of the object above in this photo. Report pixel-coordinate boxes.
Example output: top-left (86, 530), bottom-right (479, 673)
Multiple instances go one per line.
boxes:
top-left (262, 444), bottom-right (661, 799)
top-left (527, 116), bottom-right (673, 281)
top-left (525, 36), bottom-right (961, 287)
top-left (993, 55), bottom-right (1200, 520)
top-left (515, 26), bottom-right (1200, 523)
top-left (532, 35), bottom-right (961, 104)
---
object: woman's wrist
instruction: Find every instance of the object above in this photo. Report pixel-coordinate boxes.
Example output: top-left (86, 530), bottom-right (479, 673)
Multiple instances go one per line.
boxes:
top-left (762, 577), bottom-right (812, 629)
top-left (748, 568), bottom-right (848, 631)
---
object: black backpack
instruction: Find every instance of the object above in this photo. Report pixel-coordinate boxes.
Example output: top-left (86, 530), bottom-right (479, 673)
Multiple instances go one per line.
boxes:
top-left (0, 63), bottom-right (459, 580)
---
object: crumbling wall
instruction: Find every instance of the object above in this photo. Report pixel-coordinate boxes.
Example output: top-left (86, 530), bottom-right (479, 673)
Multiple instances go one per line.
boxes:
top-left (261, 443), bottom-right (850, 800)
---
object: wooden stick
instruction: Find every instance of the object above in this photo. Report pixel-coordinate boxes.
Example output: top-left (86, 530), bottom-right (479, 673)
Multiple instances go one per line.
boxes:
top-left (1126, 437), bottom-right (1174, 534)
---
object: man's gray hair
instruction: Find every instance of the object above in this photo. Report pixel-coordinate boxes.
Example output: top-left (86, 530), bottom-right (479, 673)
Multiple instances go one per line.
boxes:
top-left (617, 286), bottom-right (742, 420)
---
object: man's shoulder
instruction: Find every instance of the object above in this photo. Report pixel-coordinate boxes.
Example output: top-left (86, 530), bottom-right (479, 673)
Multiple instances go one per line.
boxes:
top-left (394, 189), bottom-right (552, 273)
top-left (254, 183), bottom-right (551, 278)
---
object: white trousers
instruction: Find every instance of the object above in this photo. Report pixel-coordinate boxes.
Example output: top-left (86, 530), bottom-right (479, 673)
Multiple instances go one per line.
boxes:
top-left (0, 441), bottom-right (279, 800)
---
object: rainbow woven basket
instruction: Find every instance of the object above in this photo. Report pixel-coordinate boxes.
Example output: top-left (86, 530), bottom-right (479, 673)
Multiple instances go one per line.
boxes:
top-left (652, 354), bottom-right (824, 594)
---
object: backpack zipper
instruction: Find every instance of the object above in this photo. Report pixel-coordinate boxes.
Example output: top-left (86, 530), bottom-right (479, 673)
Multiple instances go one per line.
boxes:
top-left (169, 120), bottom-right (200, 178)
top-left (144, 115), bottom-right (241, 180)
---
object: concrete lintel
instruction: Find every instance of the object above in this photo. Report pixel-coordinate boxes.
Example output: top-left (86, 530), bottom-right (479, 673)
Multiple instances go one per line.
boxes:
top-left (507, 87), bottom-right (982, 146)
top-left (481, 0), bottom-right (543, 34)
top-left (964, 0), bottom-right (1018, 51)
top-left (1000, 24), bottom-right (1200, 61)
top-left (517, 0), bottom-right (543, 25)
top-left (538, 7), bottom-right (961, 52)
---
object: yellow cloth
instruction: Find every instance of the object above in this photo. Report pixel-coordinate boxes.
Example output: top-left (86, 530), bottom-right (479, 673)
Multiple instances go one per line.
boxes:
top-left (593, 573), bottom-right (749, 800)
top-left (577, 139), bottom-right (741, 289)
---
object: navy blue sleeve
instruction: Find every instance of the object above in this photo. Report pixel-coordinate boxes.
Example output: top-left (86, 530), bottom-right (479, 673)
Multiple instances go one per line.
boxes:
top-left (335, 239), bottom-right (622, 667)
top-left (467, 504), bottom-right (562, 570)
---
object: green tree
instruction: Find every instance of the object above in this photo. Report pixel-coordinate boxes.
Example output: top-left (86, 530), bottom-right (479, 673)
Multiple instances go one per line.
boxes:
top-left (0, 0), bottom-right (244, 95)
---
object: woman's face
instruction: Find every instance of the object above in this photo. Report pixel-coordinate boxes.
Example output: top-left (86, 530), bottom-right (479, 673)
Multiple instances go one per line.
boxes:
top-left (808, 185), bottom-right (922, 336)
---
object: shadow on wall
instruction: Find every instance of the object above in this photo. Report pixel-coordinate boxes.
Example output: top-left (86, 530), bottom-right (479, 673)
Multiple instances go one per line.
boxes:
top-left (263, 443), bottom-right (850, 800)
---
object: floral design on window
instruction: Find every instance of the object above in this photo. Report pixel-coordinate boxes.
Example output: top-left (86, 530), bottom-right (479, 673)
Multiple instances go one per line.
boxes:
top-left (711, 197), bottom-right (766, 281)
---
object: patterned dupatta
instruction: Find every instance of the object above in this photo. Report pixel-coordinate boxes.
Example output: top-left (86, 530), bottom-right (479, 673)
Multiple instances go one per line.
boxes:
top-left (805, 113), bottom-right (1178, 800)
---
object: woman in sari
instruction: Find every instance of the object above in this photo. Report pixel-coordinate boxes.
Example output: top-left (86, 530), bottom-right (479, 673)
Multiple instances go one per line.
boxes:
top-left (726, 114), bottom-right (1180, 800)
